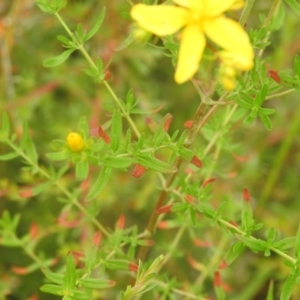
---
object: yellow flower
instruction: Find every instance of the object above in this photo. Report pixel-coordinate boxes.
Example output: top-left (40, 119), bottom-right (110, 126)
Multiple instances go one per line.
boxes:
top-left (66, 132), bottom-right (85, 152)
top-left (131, 0), bottom-right (254, 84)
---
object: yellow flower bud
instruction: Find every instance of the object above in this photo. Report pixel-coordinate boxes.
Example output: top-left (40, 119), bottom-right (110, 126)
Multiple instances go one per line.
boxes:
top-left (66, 132), bottom-right (85, 152)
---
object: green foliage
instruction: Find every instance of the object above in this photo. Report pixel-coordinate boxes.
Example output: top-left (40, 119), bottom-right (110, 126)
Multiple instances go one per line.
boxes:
top-left (1, 0), bottom-right (300, 299)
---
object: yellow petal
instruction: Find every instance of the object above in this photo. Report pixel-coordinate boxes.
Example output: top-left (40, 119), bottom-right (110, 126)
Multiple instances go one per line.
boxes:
top-left (175, 25), bottom-right (206, 84)
top-left (130, 4), bottom-right (188, 36)
top-left (203, 16), bottom-right (253, 58)
top-left (189, 0), bottom-right (204, 11)
top-left (172, 0), bottom-right (190, 8)
top-left (204, 0), bottom-right (244, 16)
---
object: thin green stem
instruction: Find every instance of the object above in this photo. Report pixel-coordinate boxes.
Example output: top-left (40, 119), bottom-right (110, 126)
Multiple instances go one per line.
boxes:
top-left (54, 12), bottom-right (141, 138)
top-left (265, 88), bottom-right (296, 100)
top-left (239, 0), bottom-right (256, 26)
top-left (5, 138), bottom-right (111, 237)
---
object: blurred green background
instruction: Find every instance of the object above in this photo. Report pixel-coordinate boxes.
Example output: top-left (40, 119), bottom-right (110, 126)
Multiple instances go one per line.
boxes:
top-left (1, 0), bottom-right (300, 299)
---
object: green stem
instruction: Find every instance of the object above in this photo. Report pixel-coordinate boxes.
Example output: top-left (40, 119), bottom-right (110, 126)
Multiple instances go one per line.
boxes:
top-left (54, 13), bottom-right (141, 138)
top-left (6, 139), bottom-right (111, 237)
top-left (239, 0), bottom-right (256, 26)
top-left (265, 88), bottom-right (296, 100)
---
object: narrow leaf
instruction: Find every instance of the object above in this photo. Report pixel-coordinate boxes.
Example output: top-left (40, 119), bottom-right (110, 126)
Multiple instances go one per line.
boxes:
top-left (280, 269), bottom-right (298, 300)
top-left (110, 109), bottom-right (122, 152)
top-left (137, 155), bottom-right (177, 173)
top-left (259, 113), bottom-right (273, 130)
top-left (1, 112), bottom-right (10, 138)
top-left (284, 0), bottom-right (300, 15)
top-left (85, 8), bottom-right (106, 42)
top-left (86, 167), bottom-right (112, 201)
top-left (0, 152), bottom-right (19, 161)
top-left (43, 49), bottom-right (76, 68)
top-left (294, 223), bottom-right (300, 258)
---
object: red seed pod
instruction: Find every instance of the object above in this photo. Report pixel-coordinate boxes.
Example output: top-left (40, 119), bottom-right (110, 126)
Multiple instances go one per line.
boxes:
top-left (190, 155), bottom-right (202, 168)
top-left (104, 70), bottom-right (111, 81)
top-left (156, 204), bottom-right (173, 214)
top-left (163, 115), bottom-right (173, 132)
top-left (268, 70), bottom-right (281, 83)
top-left (29, 222), bottom-right (39, 240)
top-left (117, 214), bottom-right (125, 229)
top-left (185, 194), bottom-right (193, 203)
top-left (184, 120), bottom-right (193, 128)
top-left (202, 178), bottom-right (216, 188)
top-left (128, 262), bottom-right (138, 272)
top-left (218, 260), bottom-right (228, 270)
top-left (214, 271), bottom-right (222, 287)
top-left (12, 266), bottom-right (29, 275)
top-left (93, 231), bottom-right (102, 246)
top-left (132, 164), bottom-right (147, 178)
top-left (193, 238), bottom-right (212, 248)
top-left (243, 188), bottom-right (251, 202)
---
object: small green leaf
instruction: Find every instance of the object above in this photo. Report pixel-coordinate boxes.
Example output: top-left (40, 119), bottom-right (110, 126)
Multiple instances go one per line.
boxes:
top-left (40, 284), bottom-right (64, 295)
top-left (36, 0), bottom-right (56, 14)
top-left (241, 198), bottom-right (253, 230)
top-left (79, 277), bottom-right (115, 289)
top-left (259, 107), bottom-right (275, 115)
top-left (284, 0), bottom-right (300, 15)
top-left (0, 152), bottom-right (19, 161)
top-left (20, 122), bottom-right (38, 164)
top-left (42, 270), bottom-right (64, 285)
top-left (57, 35), bottom-right (73, 47)
top-left (244, 113), bottom-right (256, 126)
top-left (223, 241), bottom-right (245, 266)
top-left (85, 7), bottom-right (106, 42)
top-left (43, 49), bottom-right (76, 68)
top-left (103, 156), bottom-right (132, 169)
top-left (46, 151), bottom-right (69, 161)
top-left (86, 167), bottom-right (112, 201)
top-left (111, 109), bottom-right (123, 152)
top-left (266, 280), bottom-right (274, 300)
top-left (114, 31), bottom-right (135, 51)
top-left (280, 268), bottom-right (298, 300)
top-left (76, 23), bottom-right (85, 42)
top-left (64, 254), bottom-right (76, 289)
top-left (237, 235), bottom-right (267, 253)
top-left (273, 237), bottom-right (295, 251)
top-left (76, 161), bottom-right (89, 181)
top-left (137, 155), bottom-right (177, 173)
top-left (259, 113), bottom-right (272, 130)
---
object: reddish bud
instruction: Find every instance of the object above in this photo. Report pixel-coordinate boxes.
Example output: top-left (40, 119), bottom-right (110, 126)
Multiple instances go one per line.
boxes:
top-left (93, 231), bottom-right (102, 246)
top-left (104, 70), bottom-right (111, 81)
top-left (214, 271), bottom-right (222, 287)
top-left (117, 214), bottom-right (125, 229)
top-left (12, 266), bottom-right (29, 275)
top-left (218, 260), bottom-right (228, 270)
top-left (132, 164), bottom-right (147, 178)
top-left (156, 204), bottom-right (172, 214)
top-left (184, 120), bottom-right (193, 129)
top-left (185, 194), bottom-right (193, 203)
top-left (19, 188), bottom-right (33, 199)
top-left (193, 238), bottom-right (211, 248)
top-left (128, 262), bottom-right (138, 272)
top-left (232, 152), bottom-right (250, 162)
top-left (58, 212), bottom-right (80, 228)
top-left (268, 70), bottom-right (281, 83)
top-left (145, 117), bottom-right (158, 132)
top-left (157, 221), bottom-right (168, 229)
top-left (243, 188), bottom-right (251, 202)
top-left (79, 177), bottom-right (90, 191)
top-left (202, 178), bottom-right (216, 188)
top-left (185, 167), bottom-right (193, 174)
top-left (28, 294), bottom-right (39, 300)
top-left (186, 255), bottom-right (204, 271)
top-left (163, 116), bottom-right (173, 132)
top-left (29, 222), bottom-right (39, 240)
top-left (98, 126), bottom-right (111, 144)
top-left (190, 155), bottom-right (202, 168)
